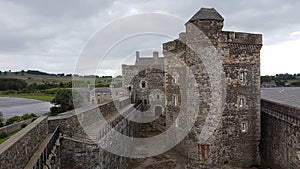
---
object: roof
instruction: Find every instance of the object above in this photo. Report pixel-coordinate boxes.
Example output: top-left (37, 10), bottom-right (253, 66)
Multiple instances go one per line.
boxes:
top-left (188, 8), bottom-right (224, 22)
top-left (135, 57), bottom-right (164, 66)
top-left (91, 87), bottom-right (123, 93)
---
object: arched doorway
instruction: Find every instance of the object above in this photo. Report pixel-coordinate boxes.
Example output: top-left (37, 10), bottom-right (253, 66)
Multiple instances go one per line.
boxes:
top-left (154, 106), bottom-right (162, 117)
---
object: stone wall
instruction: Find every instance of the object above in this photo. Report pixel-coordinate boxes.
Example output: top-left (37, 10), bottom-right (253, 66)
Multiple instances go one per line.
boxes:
top-left (261, 99), bottom-right (300, 169)
top-left (163, 8), bottom-right (262, 168)
top-left (0, 116), bottom-right (48, 169)
top-left (0, 117), bottom-right (35, 134)
top-left (48, 98), bottom-right (130, 139)
top-left (48, 97), bottom-right (139, 169)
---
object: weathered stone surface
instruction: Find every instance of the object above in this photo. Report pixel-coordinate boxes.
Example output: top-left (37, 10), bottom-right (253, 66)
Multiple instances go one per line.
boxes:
top-left (0, 116), bottom-right (48, 169)
top-left (261, 99), bottom-right (300, 169)
top-left (163, 7), bottom-right (262, 168)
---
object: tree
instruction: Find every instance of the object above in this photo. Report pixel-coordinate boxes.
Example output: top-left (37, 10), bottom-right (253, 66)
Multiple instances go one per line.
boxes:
top-left (0, 112), bottom-right (4, 127)
top-left (0, 78), bottom-right (28, 91)
top-left (50, 89), bottom-right (84, 115)
top-left (51, 89), bottom-right (74, 112)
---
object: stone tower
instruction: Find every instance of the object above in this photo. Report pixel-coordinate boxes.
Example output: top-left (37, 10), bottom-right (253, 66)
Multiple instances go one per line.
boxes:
top-left (163, 8), bottom-right (262, 168)
top-left (122, 51), bottom-right (165, 117)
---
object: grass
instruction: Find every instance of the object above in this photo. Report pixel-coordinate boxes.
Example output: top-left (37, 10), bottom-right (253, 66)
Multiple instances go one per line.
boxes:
top-left (287, 79), bottom-right (300, 84)
top-left (0, 129), bottom-right (21, 144)
top-left (0, 73), bottom-right (72, 84)
top-left (0, 93), bottom-right (55, 102)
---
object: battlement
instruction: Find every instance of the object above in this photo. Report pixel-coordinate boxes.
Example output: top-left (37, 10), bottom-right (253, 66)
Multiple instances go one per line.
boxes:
top-left (163, 39), bottom-right (186, 54)
top-left (219, 31), bottom-right (263, 45)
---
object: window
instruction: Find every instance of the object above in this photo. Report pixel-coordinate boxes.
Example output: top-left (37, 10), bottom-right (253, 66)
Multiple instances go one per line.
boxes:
top-left (241, 122), bottom-right (247, 132)
top-left (157, 95), bottom-right (160, 100)
top-left (144, 99), bottom-right (147, 104)
top-left (173, 95), bottom-right (178, 106)
top-left (239, 72), bottom-right (245, 82)
top-left (198, 144), bottom-right (210, 163)
top-left (173, 73), bottom-right (179, 84)
top-left (141, 81), bottom-right (146, 88)
top-left (155, 106), bottom-right (162, 117)
top-left (239, 98), bottom-right (244, 108)
top-left (175, 118), bottom-right (179, 127)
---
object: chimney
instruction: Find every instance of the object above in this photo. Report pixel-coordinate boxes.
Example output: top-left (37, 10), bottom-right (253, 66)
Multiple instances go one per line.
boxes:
top-left (135, 51), bottom-right (140, 64)
top-left (136, 51), bottom-right (140, 59)
top-left (153, 51), bottom-right (159, 64)
top-left (153, 51), bottom-right (159, 58)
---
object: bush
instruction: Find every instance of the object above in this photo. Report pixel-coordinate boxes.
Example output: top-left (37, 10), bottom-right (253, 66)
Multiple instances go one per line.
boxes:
top-left (43, 88), bottom-right (62, 94)
top-left (0, 78), bottom-right (28, 91)
top-left (5, 116), bottom-right (21, 125)
top-left (0, 112), bottom-right (4, 127)
top-left (20, 113), bottom-right (37, 121)
top-left (50, 107), bottom-right (61, 116)
top-left (0, 131), bottom-right (8, 139)
top-left (21, 123), bottom-right (27, 128)
top-left (2, 90), bottom-right (17, 94)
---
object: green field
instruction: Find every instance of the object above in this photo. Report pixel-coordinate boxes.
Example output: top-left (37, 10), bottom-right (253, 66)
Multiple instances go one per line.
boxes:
top-left (0, 93), bottom-right (55, 102)
top-left (0, 72), bottom-right (72, 84)
top-left (0, 129), bottom-right (21, 144)
top-left (0, 72), bottom-right (122, 87)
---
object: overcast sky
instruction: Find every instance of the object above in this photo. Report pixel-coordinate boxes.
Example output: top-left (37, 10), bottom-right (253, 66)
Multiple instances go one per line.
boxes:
top-left (0, 0), bottom-right (299, 76)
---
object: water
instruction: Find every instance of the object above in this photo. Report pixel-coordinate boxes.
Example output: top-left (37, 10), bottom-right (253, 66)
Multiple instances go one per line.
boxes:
top-left (0, 97), bottom-right (52, 119)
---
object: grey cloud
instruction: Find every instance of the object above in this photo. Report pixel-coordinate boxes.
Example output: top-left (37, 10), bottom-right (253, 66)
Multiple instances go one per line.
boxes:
top-left (0, 0), bottom-right (299, 74)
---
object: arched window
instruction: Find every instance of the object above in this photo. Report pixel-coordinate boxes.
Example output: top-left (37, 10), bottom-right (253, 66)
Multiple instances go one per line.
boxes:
top-left (239, 98), bottom-right (244, 108)
top-left (173, 94), bottom-right (178, 106)
top-left (141, 80), bottom-right (146, 88)
top-left (175, 118), bottom-right (179, 127)
top-left (154, 106), bottom-right (162, 117)
top-left (239, 71), bottom-right (245, 82)
top-left (241, 122), bottom-right (247, 132)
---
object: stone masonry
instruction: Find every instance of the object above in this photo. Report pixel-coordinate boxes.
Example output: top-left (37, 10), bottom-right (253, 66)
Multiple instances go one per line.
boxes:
top-left (163, 8), bottom-right (262, 168)
top-left (261, 99), bottom-right (300, 169)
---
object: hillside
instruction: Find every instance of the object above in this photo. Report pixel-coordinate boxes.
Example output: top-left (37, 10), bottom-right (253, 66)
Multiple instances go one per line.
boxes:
top-left (0, 70), bottom-right (122, 87)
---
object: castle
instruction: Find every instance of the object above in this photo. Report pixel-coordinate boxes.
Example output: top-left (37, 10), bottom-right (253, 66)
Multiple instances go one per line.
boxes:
top-left (122, 7), bottom-right (262, 167)
top-left (0, 7), bottom-right (299, 169)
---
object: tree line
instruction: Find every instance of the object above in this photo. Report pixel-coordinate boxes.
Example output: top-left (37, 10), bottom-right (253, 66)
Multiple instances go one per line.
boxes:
top-left (261, 73), bottom-right (300, 87)
top-left (0, 78), bottom-right (72, 92)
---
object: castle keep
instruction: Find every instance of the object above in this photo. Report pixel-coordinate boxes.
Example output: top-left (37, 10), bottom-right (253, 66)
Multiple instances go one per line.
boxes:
top-left (163, 8), bottom-right (262, 167)
top-left (122, 7), bottom-right (262, 167)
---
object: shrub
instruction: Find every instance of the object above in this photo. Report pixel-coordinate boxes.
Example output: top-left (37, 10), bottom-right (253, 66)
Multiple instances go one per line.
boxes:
top-left (0, 112), bottom-right (4, 127)
top-left (20, 113), bottom-right (37, 121)
top-left (50, 107), bottom-right (61, 116)
top-left (5, 116), bottom-right (21, 125)
top-left (21, 123), bottom-right (27, 128)
top-left (0, 131), bottom-right (8, 139)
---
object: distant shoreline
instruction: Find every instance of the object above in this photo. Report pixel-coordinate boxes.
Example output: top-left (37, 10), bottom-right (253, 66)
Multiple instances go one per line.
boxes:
top-left (0, 97), bottom-right (52, 119)
top-left (0, 94), bottom-right (54, 102)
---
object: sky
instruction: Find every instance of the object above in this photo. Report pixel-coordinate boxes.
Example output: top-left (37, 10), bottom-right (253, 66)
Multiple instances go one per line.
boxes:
top-left (0, 0), bottom-right (299, 76)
